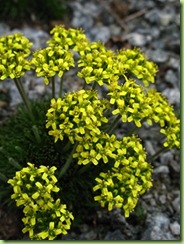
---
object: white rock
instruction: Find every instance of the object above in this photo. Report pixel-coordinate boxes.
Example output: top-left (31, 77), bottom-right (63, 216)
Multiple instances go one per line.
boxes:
top-left (170, 221), bottom-right (180, 236)
top-left (127, 33), bottom-right (147, 47)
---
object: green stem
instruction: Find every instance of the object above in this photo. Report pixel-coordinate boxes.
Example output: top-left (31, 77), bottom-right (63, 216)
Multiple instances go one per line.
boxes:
top-left (107, 114), bottom-right (122, 134)
top-left (14, 78), bottom-right (34, 122)
top-left (58, 142), bottom-right (78, 179)
top-left (59, 75), bottom-right (64, 98)
top-left (147, 146), bottom-right (167, 162)
top-left (8, 157), bottom-right (22, 170)
top-left (62, 140), bottom-right (72, 153)
top-left (51, 76), bottom-right (55, 98)
top-left (32, 125), bottom-right (42, 144)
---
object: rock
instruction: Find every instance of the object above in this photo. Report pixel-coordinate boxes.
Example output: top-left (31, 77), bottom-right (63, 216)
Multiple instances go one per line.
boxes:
top-left (153, 165), bottom-right (170, 174)
top-left (160, 151), bottom-right (174, 164)
top-left (168, 57), bottom-right (180, 70)
top-left (126, 33), bottom-right (149, 47)
top-left (170, 221), bottom-right (180, 236)
top-left (144, 140), bottom-right (156, 156)
top-left (165, 69), bottom-right (178, 87)
top-left (90, 26), bottom-right (111, 43)
top-left (145, 9), bottom-right (161, 24)
top-left (162, 88), bottom-right (180, 107)
top-left (146, 49), bottom-right (169, 63)
top-left (159, 13), bottom-right (174, 26)
top-left (71, 16), bottom-right (94, 30)
top-left (104, 229), bottom-right (125, 240)
top-left (172, 196), bottom-right (180, 213)
top-left (34, 84), bottom-right (46, 95)
top-left (109, 24), bottom-right (122, 36)
top-left (141, 213), bottom-right (173, 240)
top-left (79, 229), bottom-right (97, 240)
top-left (159, 195), bottom-right (166, 204)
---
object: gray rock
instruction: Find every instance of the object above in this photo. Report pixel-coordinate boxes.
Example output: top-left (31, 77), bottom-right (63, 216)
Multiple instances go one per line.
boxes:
top-left (172, 195), bottom-right (180, 213)
top-left (146, 49), bottom-right (169, 63)
top-left (144, 140), bottom-right (156, 156)
top-left (159, 194), bottom-right (166, 204)
top-left (79, 229), bottom-right (97, 240)
top-left (170, 221), bottom-right (180, 236)
top-left (168, 57), bottom-right (180, 70)
top-left (165, 69), bottom-right (178, 87)
top-left (90, 26), bottom-right (111, 43)
top-left (104, 229), bottom-right (125, 240)
top-left (162, 87), bottom-right (180, 107)
top-left (71, 16), bottom-right (94, 30)
top-left (153, 165), bottom-right (170, 174)
top-left (34, 84), bottom-right (46, 95)
top-left (126, 33), bottom-right (150, 47)
top-left (159, 13), bottom-right (174, 26)
top-left (141, 213), bottom-right (173, 240)
top-left (160, 151), bottom-right (174, 165)
top-left (145, 9), bottom-right (161, 24)
top-left (109, 24), bottom-right (122, 36)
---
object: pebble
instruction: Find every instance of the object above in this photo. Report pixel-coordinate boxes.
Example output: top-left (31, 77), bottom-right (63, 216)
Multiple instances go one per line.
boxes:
top-left (165, 70), bottom-right (178, 87)
top-left (145, 9), bottom-right (161, 24)
top-left (162, 87), bottom-right (180, 107)
top-left (153, 165), bottom-right (170, 174)
top-left (172, 196), bottom-right (180, 213)
top-left (160, 151), bottom-right (174, 165)
top-left (159, 13), bottom-right (174, 26)
top-left (159, 195), bottom-right (166, 204)
top-left (104, 229), bottom-right (125, 240)
top-left (126, 33), bottom-right (149, 47)
top-left (79, 229), bottom-right (97, 240)
top-left (90, 25), bottom-right (111, 42)
top-left (144, 140), bottom-right (156, 156)
top-left (170, 221), bottom-right (180, 236)
top-left (146, 49), bottom-right (169, 63)
top-left (141, 213), bottom-right (172, 240)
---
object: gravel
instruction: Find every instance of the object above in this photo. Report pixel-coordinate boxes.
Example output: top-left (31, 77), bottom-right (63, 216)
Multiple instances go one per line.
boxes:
top-left (0, 0), bottom-right (180, 240)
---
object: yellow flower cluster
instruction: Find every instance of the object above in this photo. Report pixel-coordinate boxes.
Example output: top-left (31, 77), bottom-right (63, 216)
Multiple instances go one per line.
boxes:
top-left (31, 46), bottom-right (75, 85)
top-left (47, 25), bottom-right (89, 51)
top-left (108, 78), bottom-right (151, 127)
top-left (108, 78), bottom-right (180, 149)
top-left (77, 42), bottom-right (122, 86)
top-left (46, 89), bottom-right (108, 144)
top-left (8, 163), bottom-right (74, 240)
top-left (93, 135), bottom-right (152, 217)
top-left (147, 89), bottom-right (180, 148)
top-left (117, 48), bottom-right (158, 86)
top-left (0, 33), bottom-right (32, 80)
top-left (73, 132), bottom-right (118, 165)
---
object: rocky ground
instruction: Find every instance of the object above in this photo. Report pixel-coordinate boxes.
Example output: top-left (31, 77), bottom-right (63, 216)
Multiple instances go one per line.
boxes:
top-left (0, 0), bottom-right (180, 240)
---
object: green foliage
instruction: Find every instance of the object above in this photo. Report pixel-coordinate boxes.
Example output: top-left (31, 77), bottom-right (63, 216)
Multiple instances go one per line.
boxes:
top-left (0, 0), bottom-right (67, 24)
top-left (0, 26), bottom-right (180, 240)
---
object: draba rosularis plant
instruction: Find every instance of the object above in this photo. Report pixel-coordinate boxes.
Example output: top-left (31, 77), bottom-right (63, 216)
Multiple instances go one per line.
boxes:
top-left (0, 25), bottom-right (180, 240)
